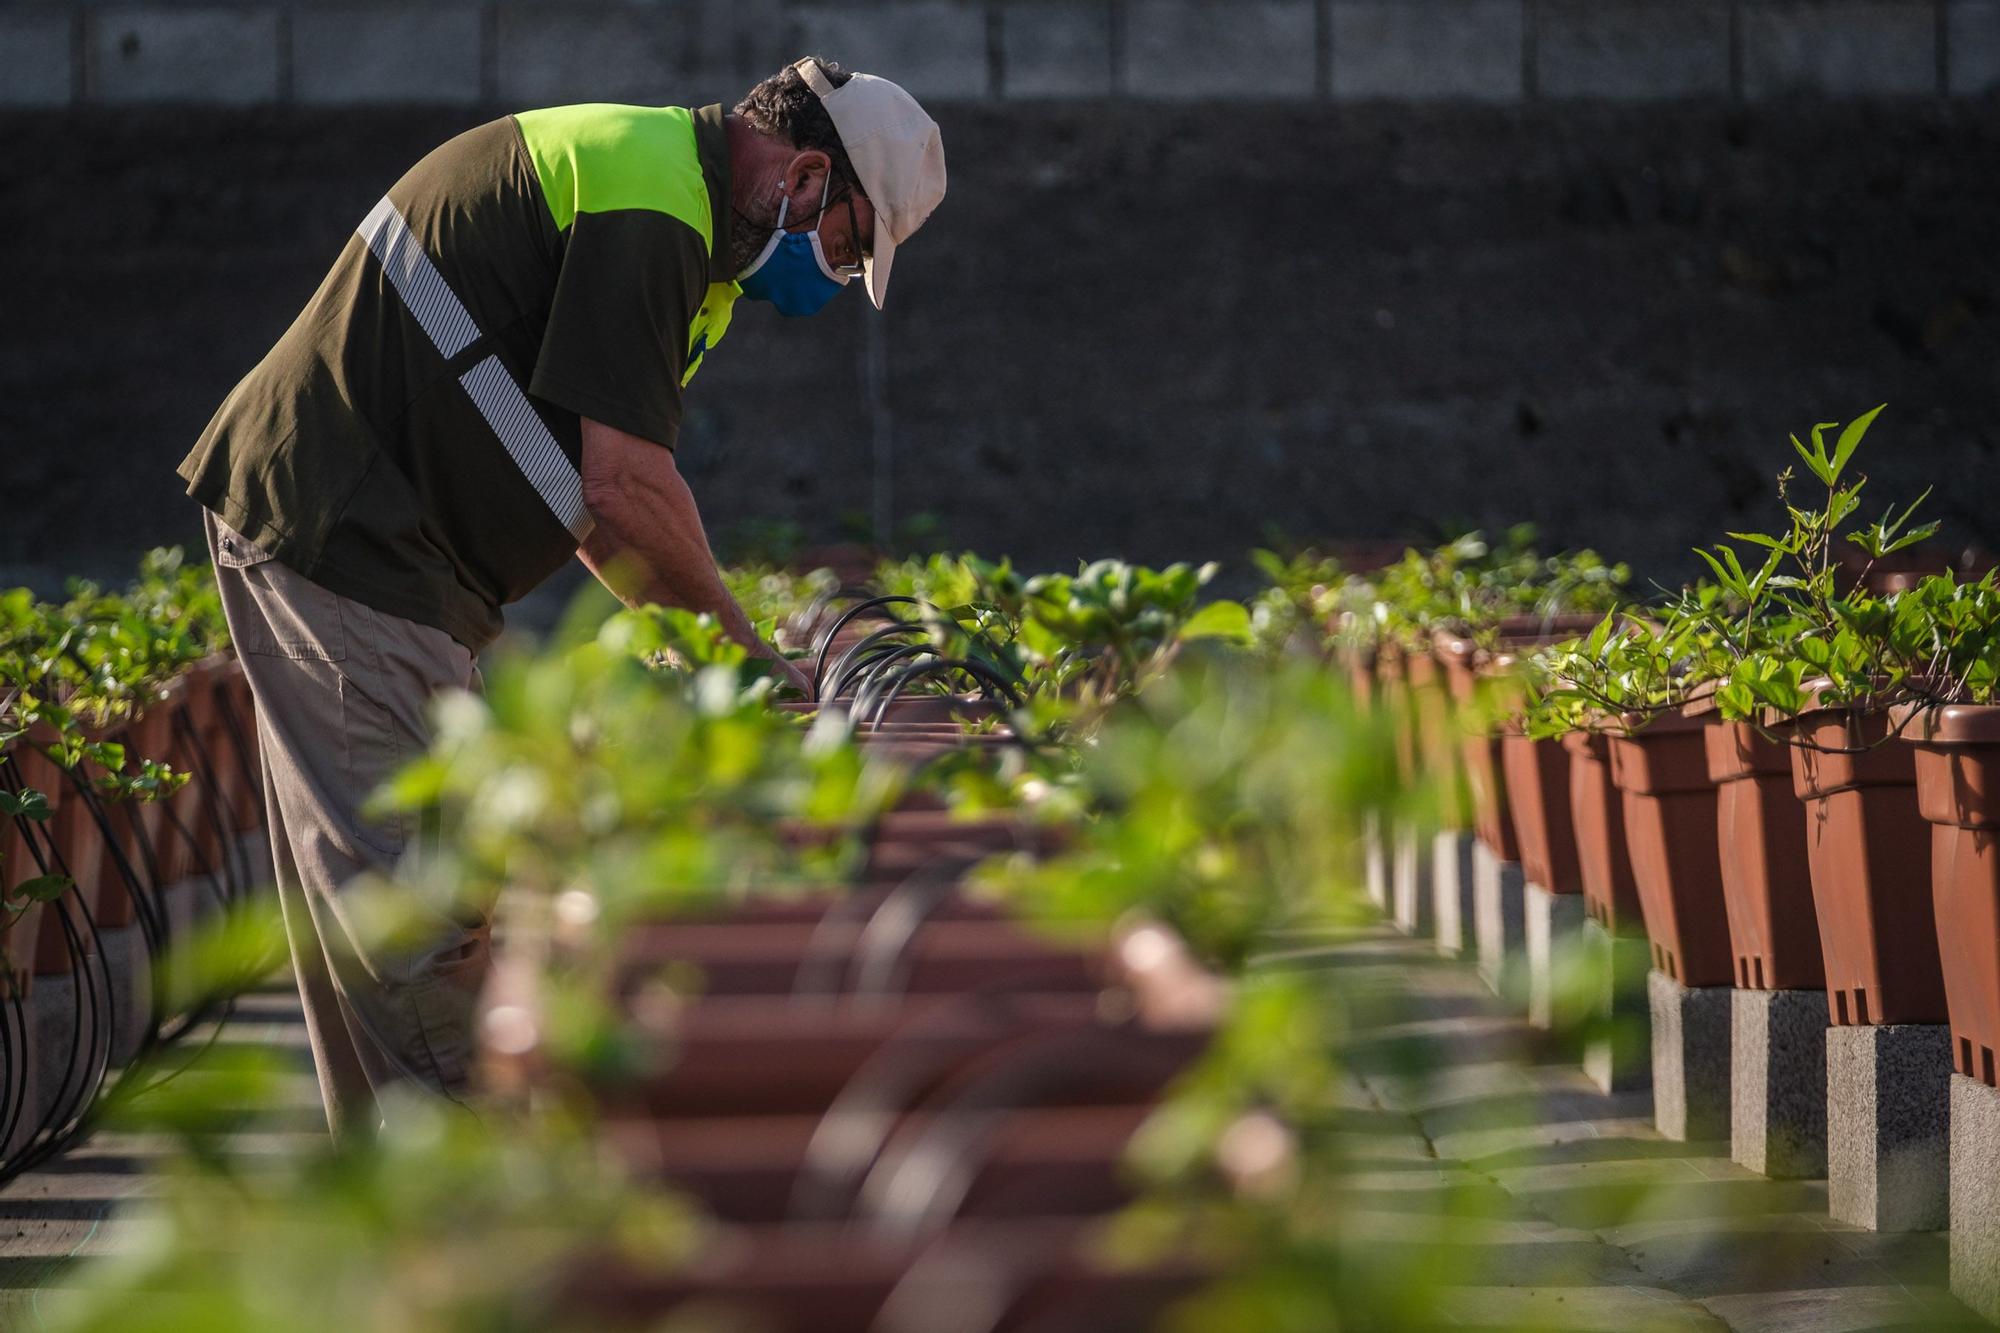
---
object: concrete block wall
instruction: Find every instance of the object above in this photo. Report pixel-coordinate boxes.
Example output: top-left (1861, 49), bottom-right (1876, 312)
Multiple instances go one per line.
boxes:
top-left (1, 0), bottom-right (1994, 108)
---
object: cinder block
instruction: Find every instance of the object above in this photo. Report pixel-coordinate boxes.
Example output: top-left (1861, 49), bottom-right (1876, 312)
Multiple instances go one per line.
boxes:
top-left (1742, 1), bottom-right (1938, 98)
top-left (1952, 1073), bottom-right (2000, 1323)
top-left (1649, 966), bottom-right (1732, 1141)
top-left (1431, 828), bottom-right (1476, 958)
top-left (1124, 1), bottom-right (1317, 100)
top-left (1390, 822), bottom-right (1430, 931)
top-left (1472, 837), bottom-right (1525, 996)
top-left (1948, 0), bottom-right (2000, 95)
top-left (1827, 1023), bottom-right (1951, 1231)
top-left (497, 7), bottom-right (685, 107)
top-left (1002, 3), bottom-right (1111, 98)
top-left (792, 3), bottom-right (990, 100)
top-left (1394, 829), bottom-right (1435, 936)
top-left (294, 9), bottom-right (481, 107)
top-left (1535, 1), bottom-right (1730, 99)
top-left (1731, 987), bottom-right (1829, 1178)
top-left (92, 9), bottom-right (280, 106)
top-left (1525, 881), bottom-right (1585, 1030)
top-left (1582, 918), bottom-right (1651, 1094)
top-left (0, 13), bottom-right (74, 108)
top-left (1363, 811), bottom-right (1390, 911)
top-left (1333, 0), bottom-right (1524, 102)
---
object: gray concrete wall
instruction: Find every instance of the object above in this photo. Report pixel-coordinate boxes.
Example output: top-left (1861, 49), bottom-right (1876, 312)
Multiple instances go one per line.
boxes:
top-left (7, 1), bottom-right (2000, 109)
top-left (5, 98), bottom-right (1998, 604)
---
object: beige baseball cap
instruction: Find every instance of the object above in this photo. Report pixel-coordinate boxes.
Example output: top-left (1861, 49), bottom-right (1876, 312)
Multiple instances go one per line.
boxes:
top-left (794, 57), bottom-right (945, 310)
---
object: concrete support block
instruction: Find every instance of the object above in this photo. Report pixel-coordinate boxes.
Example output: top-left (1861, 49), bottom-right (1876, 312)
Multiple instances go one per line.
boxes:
top-left (1472, 838), bottom-right (1524, 996)
top-left (29, 975), bottom-right (100, 1140)
top-left (1582, 918), bottom-right (1652, 1094)
top-left (1649, 967), bottom-right (1732, 1141)
top-left (1731, 988), bottom-right (1828, 1178)
top-left (1124, 0), bottom-right (1317, 100)
top-left (1362, 812), bottom-right (1390, 912)
top-left (1948, 0), bottom-right (2000, 95)
top-left (1393, 829), bottom-right (1436, 937)
top-left (1951, 1073), bottom-right (2000, 1323)
top-left (1525, 882), bottom-right (1585, 1030)
top-left (294, 8), bottom-right (482, 107)
top-left (0, 12), bottom-right (75, 108)
top-left (1001, 2), bottom-right (1112, 98)
top-left (98, 922), bottom-right (154, 1069)
top-left (1827, 1023), bottom-right (1951, 1231)
top-left (1390, 823), bottom-right (1430, 931)
top-left (91, 9), bottom-right (280, 105)
top-left (1741, 1), bottom-right (1939, 98)
top-left (0, 1004), bottom-right (40, 1161)
top-left (1431, 829), bottom-right (1476, 958)
top-left (792, 3), bottom-right (991, 100)
top-left (1534, 1), bottom-right (1730, 99)
top-left (1332, 1), bottom-right (1524, 102)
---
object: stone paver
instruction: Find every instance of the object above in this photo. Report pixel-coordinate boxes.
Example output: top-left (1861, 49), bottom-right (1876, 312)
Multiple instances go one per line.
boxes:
top-left (1293, 927), bottom-right (1986, 1330)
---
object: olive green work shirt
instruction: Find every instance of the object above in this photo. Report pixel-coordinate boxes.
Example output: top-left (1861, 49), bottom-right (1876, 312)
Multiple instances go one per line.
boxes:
top-left (179, 103), bottom-right (739, 652)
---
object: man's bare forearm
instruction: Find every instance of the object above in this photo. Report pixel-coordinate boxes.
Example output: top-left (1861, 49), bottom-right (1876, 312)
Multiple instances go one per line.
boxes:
top-left (578, 521), bottom-right (764, 652)
top-left (576, 419), bottom-right (812, 697)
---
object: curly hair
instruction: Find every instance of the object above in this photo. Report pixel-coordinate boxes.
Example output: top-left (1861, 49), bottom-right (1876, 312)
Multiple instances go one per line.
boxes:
top-left (734, 57), bottom-right (863, 197)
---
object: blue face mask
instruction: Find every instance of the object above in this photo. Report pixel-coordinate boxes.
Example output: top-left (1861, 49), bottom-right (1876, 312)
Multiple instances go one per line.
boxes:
top-left (736, 182), bottom-right (850, 318)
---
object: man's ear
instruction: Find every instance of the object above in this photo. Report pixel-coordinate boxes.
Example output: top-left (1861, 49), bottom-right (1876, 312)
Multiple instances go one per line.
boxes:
top-left (783, 150), bottom-right (831, 200)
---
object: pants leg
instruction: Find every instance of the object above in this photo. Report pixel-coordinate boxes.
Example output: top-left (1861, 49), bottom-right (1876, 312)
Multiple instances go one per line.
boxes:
top-left (204, 510), bottom-right (488, 1142)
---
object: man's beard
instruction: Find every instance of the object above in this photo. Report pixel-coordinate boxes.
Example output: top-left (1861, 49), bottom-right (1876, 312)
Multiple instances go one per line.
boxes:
top-left (728, 199), bottom-right (780, 277)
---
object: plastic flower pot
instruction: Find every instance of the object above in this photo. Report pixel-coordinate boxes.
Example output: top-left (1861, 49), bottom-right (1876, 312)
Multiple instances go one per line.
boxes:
top-left (1688, 703), bottom-right (1824, 991)
top-left (1400, 644), bottom-right (1470, 832)
top-left (1607, 712), bottom-right (1734, 986)
top-left (0, 734), bottom-right (65, 998)
top-left (1501, 731), bottom-right (1583, 895)
top-left (1784, 705), bottom-right (1945, 1026)
top-left (1433, 635), bottom-right (1516, 859)
top-left (1563, 730), bottom-right (1644, 933)
top-left (1895, 702), bottom-right (2000, 1083)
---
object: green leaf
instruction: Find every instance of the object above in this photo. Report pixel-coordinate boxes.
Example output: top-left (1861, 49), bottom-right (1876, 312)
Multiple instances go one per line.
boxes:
top-left (1829, 404), bottom-right (1886, 483)
top-left (1179, 601), bottom-right (1253, 644)
top-left (8, 873), bottom-right (72, 904)
top-left (0, 788), bottom-right (52, 821)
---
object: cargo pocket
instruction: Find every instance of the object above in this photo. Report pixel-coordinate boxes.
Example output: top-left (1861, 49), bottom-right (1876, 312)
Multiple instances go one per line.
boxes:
top-left (216, 523), bottom-right (347, 664)
top-left (338, 673), bottom-right (408, 858)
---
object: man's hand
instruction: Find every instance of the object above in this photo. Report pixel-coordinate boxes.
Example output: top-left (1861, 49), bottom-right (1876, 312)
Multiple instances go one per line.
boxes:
top-left (769, 654), bottom-right (815, 699)
top-left (577, 417), bottom-right (789, 670)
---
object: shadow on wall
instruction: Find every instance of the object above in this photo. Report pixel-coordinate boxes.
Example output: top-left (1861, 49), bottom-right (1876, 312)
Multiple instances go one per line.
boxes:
top-left (2, 99), bottom-right (1997, 593)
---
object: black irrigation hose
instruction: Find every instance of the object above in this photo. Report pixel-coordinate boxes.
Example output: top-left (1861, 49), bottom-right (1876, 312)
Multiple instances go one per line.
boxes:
top-left (813, 597), bottom-right (924, 696)
top-left (824, 625), bottom-right (929, 700)
top-left (0, 760), bottom-right (115, 1183)
top-left (856, 658), bottom-right (1023, 731)
top-left (0, 691), bottom-right (271, 1186)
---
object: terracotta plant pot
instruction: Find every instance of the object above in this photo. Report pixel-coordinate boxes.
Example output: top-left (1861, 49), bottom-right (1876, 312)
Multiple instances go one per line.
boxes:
top-left (0, 735), bottom-right (65, 997)
top-left (1401, 645), bottom-right (1470, 831)
top-left (1607, 712), bottom-right (1734, 986)
top-left (1897, 703), bottom-right (2000, 1084)
top-left (1433, 636), bottom-right (1516, 859)
top-left (1693, 709), bottom-right (1824, 991)
top-left (1501, 731), bottom-right (1582, 894)
top-left (1786, 707), bottom-right (1945, 1026)
top-left (1563, 730), bottom-right (1644, 933)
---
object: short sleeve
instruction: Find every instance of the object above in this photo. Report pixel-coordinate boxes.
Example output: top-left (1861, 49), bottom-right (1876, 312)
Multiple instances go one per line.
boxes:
top-left (528, 209), bottom-right (710, 449)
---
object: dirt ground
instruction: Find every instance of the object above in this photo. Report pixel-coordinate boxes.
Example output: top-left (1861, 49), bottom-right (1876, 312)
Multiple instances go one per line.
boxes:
top-left (5, 99), bottom-right (1998, 603)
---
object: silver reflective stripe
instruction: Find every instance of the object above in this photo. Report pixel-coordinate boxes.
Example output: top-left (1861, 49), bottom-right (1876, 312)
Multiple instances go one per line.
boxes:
top-left (355, 196), bottom-right (593, 542)
top-left (357, 198), bottom-right (481, 360)
top-left (459, 355), bottom-right (593, 541)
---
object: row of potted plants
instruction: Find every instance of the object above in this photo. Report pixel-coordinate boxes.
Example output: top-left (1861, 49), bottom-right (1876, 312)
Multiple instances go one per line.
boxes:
top-left (1332, 409), bottom-right (2000, 1104)
top-left (0, 548), bottom-right (262, 1178)
top-left (46, 551), bottom-right (1448, 1329)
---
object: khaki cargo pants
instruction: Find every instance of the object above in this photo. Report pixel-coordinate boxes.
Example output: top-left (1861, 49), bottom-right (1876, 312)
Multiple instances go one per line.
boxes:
top-left (204, 510), bottom-right (490, 1142)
